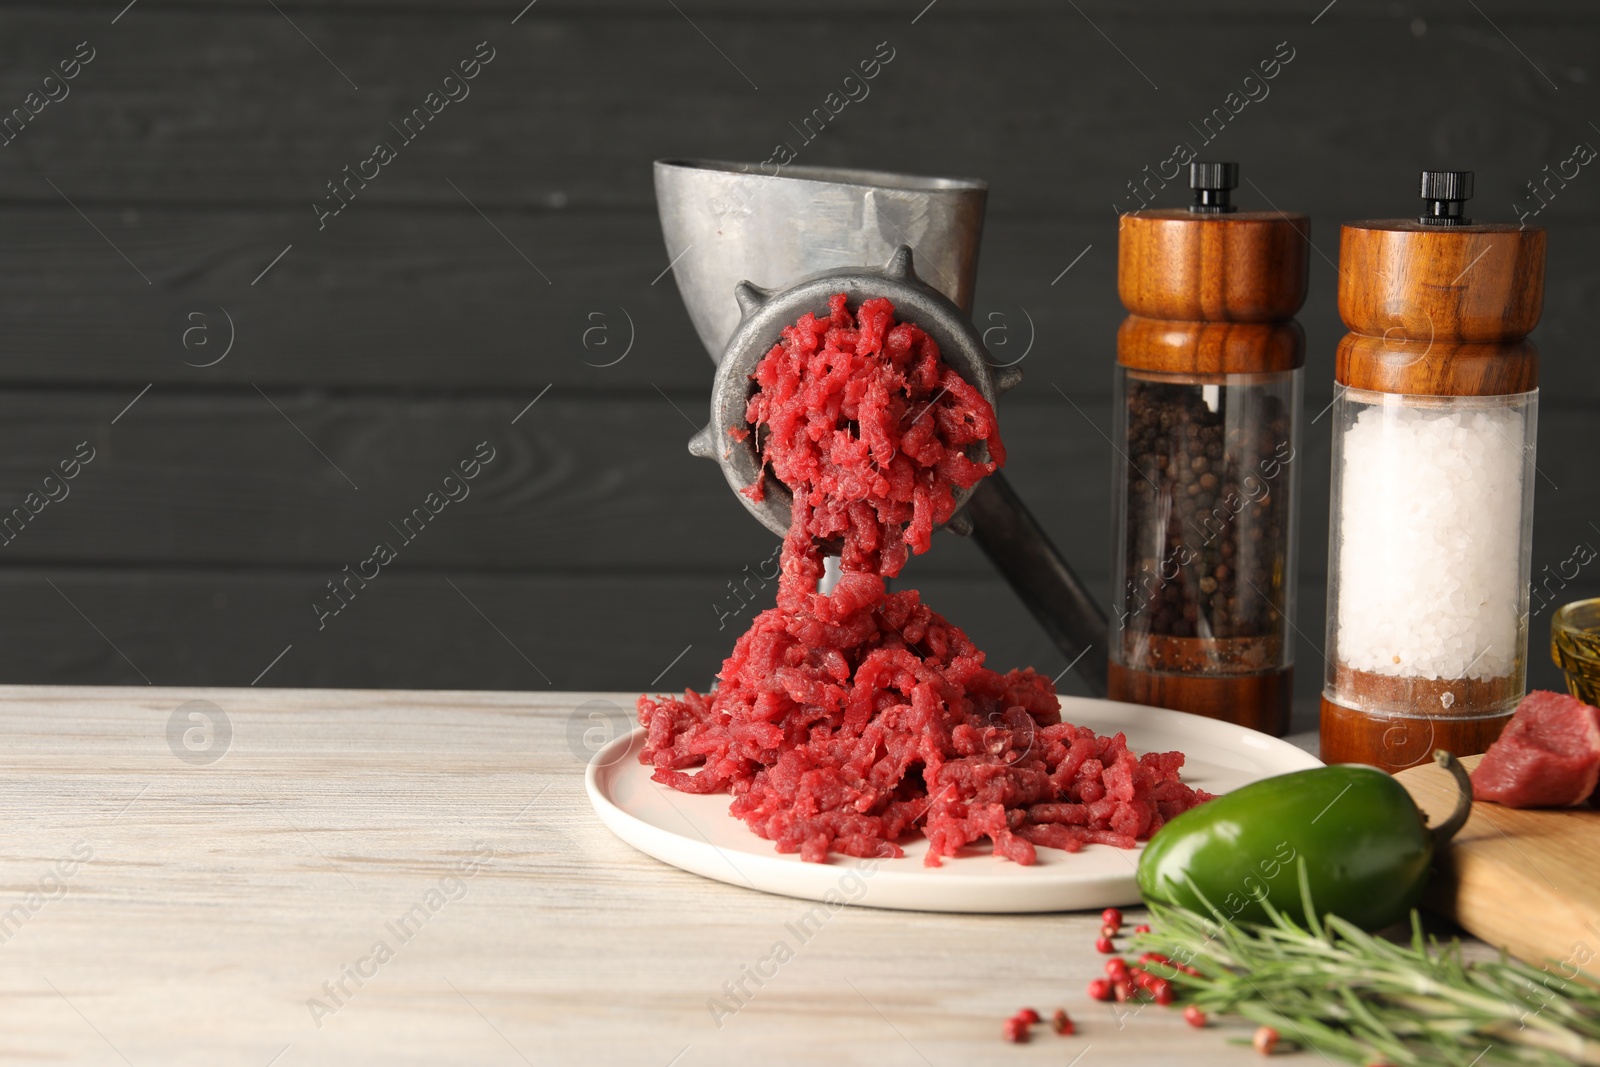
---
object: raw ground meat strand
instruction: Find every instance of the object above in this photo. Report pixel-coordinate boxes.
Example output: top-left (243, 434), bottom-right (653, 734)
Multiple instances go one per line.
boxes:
top-left (638, 294), bottom-right (1212, 866)
top-left (743, 294), bottom-right (1003, 580)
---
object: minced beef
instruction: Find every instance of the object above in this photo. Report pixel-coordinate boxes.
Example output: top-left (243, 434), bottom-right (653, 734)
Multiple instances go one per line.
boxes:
top-left (638, 294), bottom-right (1210, 866)
top-left (743, 294), bottom-right (1003, 580)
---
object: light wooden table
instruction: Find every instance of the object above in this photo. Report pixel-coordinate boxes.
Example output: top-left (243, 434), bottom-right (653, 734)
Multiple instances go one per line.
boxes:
top-left (0, 686), bottom-right (1398, 1065)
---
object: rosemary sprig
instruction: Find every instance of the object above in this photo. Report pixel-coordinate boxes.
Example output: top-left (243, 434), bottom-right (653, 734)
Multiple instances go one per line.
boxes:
top-left (1129, 865), bottom-right (1600, 1066)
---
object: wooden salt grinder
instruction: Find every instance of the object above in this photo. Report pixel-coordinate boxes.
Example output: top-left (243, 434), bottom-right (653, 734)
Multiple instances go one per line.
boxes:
top-left (1320, 170), bottom-right (1547, 769)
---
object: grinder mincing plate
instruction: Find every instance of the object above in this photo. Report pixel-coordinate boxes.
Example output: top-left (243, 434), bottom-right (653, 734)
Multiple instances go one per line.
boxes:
top-left (655, 159), bottom-right (1108, 693)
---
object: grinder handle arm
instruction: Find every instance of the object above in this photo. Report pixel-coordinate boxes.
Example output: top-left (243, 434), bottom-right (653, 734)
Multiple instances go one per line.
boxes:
top-left (963, 473), bottom-right (1109, 696)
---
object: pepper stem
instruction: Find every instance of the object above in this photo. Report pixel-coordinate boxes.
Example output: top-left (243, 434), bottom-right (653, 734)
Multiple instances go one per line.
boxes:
top-left (1429, 749), bottom-right (1473, 850)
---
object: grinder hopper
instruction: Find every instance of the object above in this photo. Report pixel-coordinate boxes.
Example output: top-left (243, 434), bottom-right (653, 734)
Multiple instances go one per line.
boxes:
top-left (653, 159), bottom-right (1108, 694)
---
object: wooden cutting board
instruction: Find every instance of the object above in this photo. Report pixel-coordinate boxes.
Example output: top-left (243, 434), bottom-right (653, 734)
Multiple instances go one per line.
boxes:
top-left (1397, 753), bottom-right (1600, 971)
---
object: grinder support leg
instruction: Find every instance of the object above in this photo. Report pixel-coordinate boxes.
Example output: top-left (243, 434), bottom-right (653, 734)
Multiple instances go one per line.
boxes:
top-left (965, 473), bottom-right (1109, 696)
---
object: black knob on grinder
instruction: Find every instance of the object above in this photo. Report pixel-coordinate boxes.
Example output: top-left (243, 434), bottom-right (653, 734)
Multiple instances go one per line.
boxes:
top-left (1189, 161), bottom-right (1239, 213)
top-left (1419, 169), bottom-right (1473, 226)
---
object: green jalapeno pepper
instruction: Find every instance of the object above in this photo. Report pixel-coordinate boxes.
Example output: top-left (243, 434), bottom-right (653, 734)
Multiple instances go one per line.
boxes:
top-left (1136, 750), bottom-right (1472, 932)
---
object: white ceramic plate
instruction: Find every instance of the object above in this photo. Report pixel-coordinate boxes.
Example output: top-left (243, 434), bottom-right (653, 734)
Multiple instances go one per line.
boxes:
top-left (586, 696), bottom-right (1321, 913)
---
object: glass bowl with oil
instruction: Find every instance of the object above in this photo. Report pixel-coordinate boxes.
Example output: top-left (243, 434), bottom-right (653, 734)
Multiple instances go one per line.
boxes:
top-left (1552, 597), bottom-right (1600, 705)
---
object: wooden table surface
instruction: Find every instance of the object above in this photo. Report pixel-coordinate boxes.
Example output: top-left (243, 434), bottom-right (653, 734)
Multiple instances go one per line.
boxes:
top-left (0, 684), bottom-right (1433, 1066)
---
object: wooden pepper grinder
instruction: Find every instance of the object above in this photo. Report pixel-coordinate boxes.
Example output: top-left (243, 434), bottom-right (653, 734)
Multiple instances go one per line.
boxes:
top-left (1108, 162), bottom-right (1308, 736)
top-left (1320, 170), bottom-right (1546, 770)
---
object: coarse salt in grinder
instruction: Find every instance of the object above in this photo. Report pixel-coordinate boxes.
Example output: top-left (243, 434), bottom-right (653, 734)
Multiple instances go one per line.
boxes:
top-left (1320, 170), bottom-right (1546, 770)
top-left (1108, 162), bottom-right (1307, 736)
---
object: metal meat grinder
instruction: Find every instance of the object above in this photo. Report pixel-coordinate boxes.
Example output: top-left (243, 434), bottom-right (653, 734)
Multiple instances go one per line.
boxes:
top-left (653, 159), bottom-right (1108, 693)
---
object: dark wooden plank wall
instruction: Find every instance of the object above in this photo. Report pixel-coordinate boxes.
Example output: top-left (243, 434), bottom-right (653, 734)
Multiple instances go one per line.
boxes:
top-left (0, 0), bottom-right (1594, 732)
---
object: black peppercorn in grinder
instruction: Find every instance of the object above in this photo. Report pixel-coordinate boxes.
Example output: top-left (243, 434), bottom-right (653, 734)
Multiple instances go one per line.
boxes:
top-left (1107, 162), bottom-right (1309, 735)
